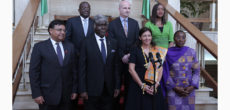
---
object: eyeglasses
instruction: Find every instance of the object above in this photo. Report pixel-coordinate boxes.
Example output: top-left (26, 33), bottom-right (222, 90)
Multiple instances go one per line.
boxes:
top-left (53, 28), bottom-right (66, 32)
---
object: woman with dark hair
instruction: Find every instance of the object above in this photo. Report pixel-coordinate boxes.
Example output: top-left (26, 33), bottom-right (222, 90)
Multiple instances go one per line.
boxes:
top-left (125, 27), bottom-right (168, 110)
top-left (145, 3), bottom-right (174, 48)
top-left (163, 30), bottom-right (200, 110)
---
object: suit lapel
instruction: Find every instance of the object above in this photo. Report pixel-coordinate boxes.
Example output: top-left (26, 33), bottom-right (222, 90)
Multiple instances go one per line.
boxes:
top-left (127, 18), bottom-right (132, 38)
top-left (106, 38), bottom-right (111, 60)
top-left (86, 19), bottom-right (93, 37)
top-left (62, 41), bottom-right (70, 65)
top-left (117, 18), bottom-right (127, 39)
top-left (91, 36), bottom-right (105, 64)
top-left (77, 17), bottom-right (86, 37)
top-left (46, 39), bottom-right (61, 66)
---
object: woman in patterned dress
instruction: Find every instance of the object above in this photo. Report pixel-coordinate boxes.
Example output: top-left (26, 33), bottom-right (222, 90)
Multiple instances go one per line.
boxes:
top-left (163, 30), bottom-right (200, 110)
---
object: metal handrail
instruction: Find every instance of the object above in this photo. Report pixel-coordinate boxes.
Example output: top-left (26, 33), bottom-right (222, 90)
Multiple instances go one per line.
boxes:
top-left (12, 0), bottom-right (40, 102)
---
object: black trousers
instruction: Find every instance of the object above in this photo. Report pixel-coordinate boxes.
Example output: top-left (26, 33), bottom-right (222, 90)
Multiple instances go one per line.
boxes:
top-left (84, 86), bottom-right (114, 110)
top-left (39, 98), bottom-right (71, 110)
top-left (114, 63), bottom-right (130, 110)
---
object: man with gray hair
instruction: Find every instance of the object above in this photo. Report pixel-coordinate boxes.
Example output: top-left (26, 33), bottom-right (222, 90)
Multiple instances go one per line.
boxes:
top-left (78, 14), bottom-right (121, 110)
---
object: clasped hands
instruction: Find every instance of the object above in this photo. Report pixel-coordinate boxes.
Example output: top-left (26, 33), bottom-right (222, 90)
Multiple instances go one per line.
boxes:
top-left (173, 86), bottom-right (194, 97)
top-left (143, 83), bottom-right (159, 95)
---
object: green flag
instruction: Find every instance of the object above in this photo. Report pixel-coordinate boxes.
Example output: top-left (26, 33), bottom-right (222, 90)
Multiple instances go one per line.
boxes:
top-left (41, 0), bottom-right (48, 16)
top-left (142, 0), bottom-right (150, 19)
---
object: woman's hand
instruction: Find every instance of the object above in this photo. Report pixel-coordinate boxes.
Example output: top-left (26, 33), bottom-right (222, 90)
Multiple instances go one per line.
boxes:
top-left (173, 87), bottom-right (188, 97)
top-left (184, 86), bottom-right (194, 95)
top-left (150, 83), bottom-right (160, 94)
top-left (144, 85), bottom-right (154, 95)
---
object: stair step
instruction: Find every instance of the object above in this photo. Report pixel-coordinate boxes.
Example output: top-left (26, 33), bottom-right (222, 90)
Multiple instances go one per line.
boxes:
top-left (195, 97), bottom-right (217, 110)
top-left (36, 27), bottom-right (48, 33)
top-left (13, 101), bottom-right (39, 110)
top-left (195, 87), bottom-right (213, 98)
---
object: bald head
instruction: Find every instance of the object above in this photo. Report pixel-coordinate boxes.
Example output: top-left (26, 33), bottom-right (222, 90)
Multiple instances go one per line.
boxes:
top-left (119, 0), bottom-right (131, 18)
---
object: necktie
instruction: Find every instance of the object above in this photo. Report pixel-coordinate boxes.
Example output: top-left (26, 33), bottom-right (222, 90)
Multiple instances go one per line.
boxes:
top-left (56, 43), bottom-right (63, 66)
top-left (100, 39), bottom-right (106, 63)
top-left (83, 19), bottom-right (88, 36)
top-left (123, 19), bottom-right (128, 37)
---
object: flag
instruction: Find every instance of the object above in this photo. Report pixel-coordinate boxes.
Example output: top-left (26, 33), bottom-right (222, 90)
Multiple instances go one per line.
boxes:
top-left (142, 0), bottom-right (150, 19)
top-left (41, 0), bottom-right (48, 16)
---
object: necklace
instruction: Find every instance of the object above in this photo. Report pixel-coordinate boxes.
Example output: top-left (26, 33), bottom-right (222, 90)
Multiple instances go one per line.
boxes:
top-left (141, 46), bottom-right (151, 69)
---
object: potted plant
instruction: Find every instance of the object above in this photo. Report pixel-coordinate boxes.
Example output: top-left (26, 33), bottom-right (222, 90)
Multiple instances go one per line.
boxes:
top-left (180, 0), bottom-right (210, 30)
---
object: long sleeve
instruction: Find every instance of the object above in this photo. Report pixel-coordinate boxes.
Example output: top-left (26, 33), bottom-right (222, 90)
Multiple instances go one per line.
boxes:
top-left (163, 59), bottom-right (176, 91)
top-left (71, 45), bottom-right (78, 93)
top-left (168, 21), bottom-right (174, 42)
top-left (78, 39), bottom-right (87, 93)
top-left (191, 51), bottom-right (200, 89)
top-left (65, 19), bottom-right (72, 41)
top-left (114, 42), bottom-right (122, 89)
top-left (29, 44), bottom-right (42, 98)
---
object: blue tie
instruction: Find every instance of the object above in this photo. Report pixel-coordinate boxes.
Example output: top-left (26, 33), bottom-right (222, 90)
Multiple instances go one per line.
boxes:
top-left (56, 43), bottom-right (63, 66)
top-left (100, 39), bottom-right (106, 63)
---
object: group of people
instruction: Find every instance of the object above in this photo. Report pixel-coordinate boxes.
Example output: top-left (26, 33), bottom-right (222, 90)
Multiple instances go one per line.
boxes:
top-left (29, 1), bottom-right (200, 110)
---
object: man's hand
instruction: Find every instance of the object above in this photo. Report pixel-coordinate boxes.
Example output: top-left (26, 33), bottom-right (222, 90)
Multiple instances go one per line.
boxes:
top-left (34, 96), bottom-right (45, 104)
top-left (80, 92), bottom-right (88, 100)
top-left (71, 93), bottom-right (78, 100)
top-left (122, 53), bottom-right (130, 64)
top-left (114, 89), bottom-right (120, 98)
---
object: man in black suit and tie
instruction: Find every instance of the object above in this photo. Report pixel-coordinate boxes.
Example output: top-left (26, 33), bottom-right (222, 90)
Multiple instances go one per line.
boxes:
top-left (66, 1), bottom-right (94, 57)
top-left (29, 20), bottom-right (77, 110)
top-left (78, 14), bottom-right (121, 110)
top-left (65, 2), bottom-right (94, 109)
top-left (108, 0), bottom-right (139, 108)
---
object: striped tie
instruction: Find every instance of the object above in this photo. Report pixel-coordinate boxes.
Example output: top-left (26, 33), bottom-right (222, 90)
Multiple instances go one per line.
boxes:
top-left (123, 19), bottom-right (128, 37)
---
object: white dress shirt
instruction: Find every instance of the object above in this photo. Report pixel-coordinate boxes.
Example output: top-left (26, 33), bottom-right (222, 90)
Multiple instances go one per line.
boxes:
top-left (95, 34), bottom-right (107, 56)
top-left (120, 16), bottom-right (128, 30)
top-left (80, 16), bottom-right (89, 36)
top-left (50, 38), bottom-right (65, 59)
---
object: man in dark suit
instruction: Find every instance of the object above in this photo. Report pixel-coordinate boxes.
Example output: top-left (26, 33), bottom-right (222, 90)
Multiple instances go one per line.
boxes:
top-left (66, 1), bottom-right (94, 57)
top-left (78, 14), bottom-right (121, 110)
top-left (108, 0), bottom-right (139, 108)
top-left (29, 20), bottom-right (77, 110)
top-left (65, 2), bottom-right (94, 109)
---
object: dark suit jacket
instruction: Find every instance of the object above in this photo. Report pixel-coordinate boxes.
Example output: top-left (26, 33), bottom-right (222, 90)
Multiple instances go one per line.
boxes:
top-left (29, 39), bottom-right (77, 105)
top-left (78, 34), bottom-right (121, 96)
top-left (66, 16), bottom-right (94, 56)
top-left (108, 17), bottom-right (139, 59)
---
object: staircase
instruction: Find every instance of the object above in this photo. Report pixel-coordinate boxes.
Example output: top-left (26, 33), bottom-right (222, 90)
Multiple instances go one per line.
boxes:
top-left (195, 87), bottom-right (217, 110)
top-left (13, 27), bottom-right (49, 110)
top-left (13, 27), bottom-right (217, 110)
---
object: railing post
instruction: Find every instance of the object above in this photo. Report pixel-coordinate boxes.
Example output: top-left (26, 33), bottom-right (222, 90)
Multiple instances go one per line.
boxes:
top-left (210, 1), bottom-right (216, 31)
top-left (197, 43), bottom-right (206, 88)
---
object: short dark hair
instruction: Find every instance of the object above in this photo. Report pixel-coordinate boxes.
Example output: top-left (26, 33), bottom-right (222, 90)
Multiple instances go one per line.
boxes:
top-left (79, 1), bottom-right (90, 9)
top-left (48, 19), bottom-right (65, 35)
top-left (174, 30), bottom-right (186, 38)
top-left (137, 27), bottom-right (156, 47)
top-left (150, 3), bottom-right (166, 25)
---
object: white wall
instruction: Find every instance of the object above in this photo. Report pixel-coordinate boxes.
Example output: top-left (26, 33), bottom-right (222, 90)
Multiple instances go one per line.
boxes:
top-left (14, 0), bottom-right (30, 27)
top-left (168, 0), bottom-right (180, 33)
top-left (42, 0), bottom-right (143, 27)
